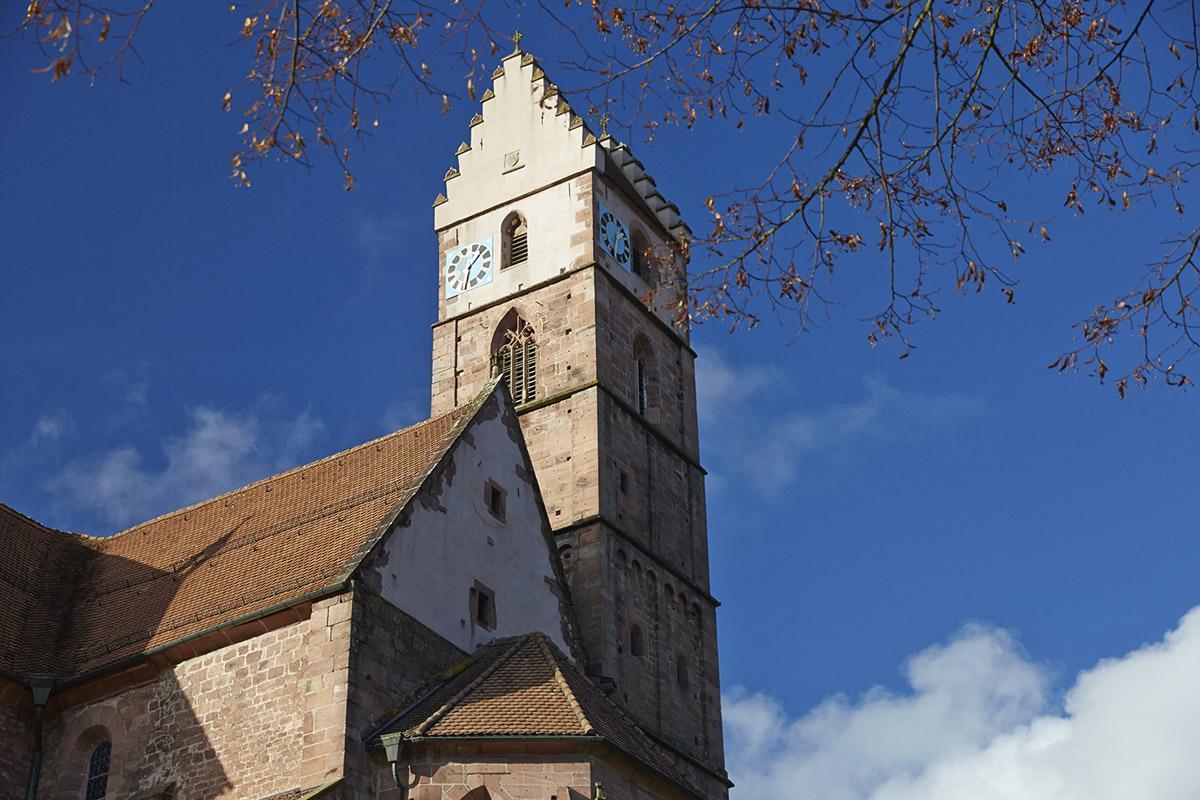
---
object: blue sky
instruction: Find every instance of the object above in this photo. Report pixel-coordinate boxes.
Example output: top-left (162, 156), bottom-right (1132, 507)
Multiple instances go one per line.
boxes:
top-left (3, 5), bottom-right (1199, 797)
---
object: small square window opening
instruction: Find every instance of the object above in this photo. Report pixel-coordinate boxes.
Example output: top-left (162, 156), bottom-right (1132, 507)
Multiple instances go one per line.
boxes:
top-left (484, 480), bottom-right (507, 523)
top-left (471, 581), bottom-right (497, 630)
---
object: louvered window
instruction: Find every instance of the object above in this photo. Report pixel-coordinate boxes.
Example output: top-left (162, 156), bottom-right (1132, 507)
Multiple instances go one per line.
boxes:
top-left (495, 319), bottom-right (538, 405)
top-left (503, 213), bottom-right (528, 269)
top-left (85, 741), bottom-right (111, 800)
top-left (510, 226), bottom-right (528, 266)
top-left (630, 231), bottom-right (647, 277)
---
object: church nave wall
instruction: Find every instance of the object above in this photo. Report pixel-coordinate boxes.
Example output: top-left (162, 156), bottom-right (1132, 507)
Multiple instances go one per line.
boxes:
top-left (36, 593), bottom-right (354, 800)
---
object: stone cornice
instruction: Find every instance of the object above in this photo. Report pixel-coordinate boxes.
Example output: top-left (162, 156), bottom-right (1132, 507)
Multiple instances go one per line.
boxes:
top-left (553, 514), bottom-right (719, 609)
top-left (515, 380), bottom-right (704, 475)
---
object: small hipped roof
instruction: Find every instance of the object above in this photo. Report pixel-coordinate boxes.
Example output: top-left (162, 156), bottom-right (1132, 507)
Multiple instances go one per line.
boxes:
top-left (376, 632), bottom-right (716, 799)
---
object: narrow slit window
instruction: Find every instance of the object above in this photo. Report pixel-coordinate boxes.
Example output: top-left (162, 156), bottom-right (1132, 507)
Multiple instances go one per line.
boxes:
top-left (633, 337), bottom-right (653, 415)
top-left (636, 358), bottom-right (648, 415)
top-left (471, 581), bottom-right (497, 630)
top-left (85, 741), bottom-right (111, 800)
top-left (676, 656), bottom-right (690, 689)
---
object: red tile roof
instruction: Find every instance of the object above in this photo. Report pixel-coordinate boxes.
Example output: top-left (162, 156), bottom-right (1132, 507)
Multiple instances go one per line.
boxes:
top-left (377, 633), bottom-right (709, 798)
top-left (0, 383), bottom-right (499, 681)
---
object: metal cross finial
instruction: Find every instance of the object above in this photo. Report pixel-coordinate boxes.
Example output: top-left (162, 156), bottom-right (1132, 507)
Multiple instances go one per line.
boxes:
top-left (512, 30), bottom-right (524, 52)
top-left (599, 113), bottom-right (610, 137)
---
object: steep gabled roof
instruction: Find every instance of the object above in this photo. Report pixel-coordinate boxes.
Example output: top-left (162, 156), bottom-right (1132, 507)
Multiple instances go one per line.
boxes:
top-left (376, 633), bottom-right (708, 798)
top-left (0, 381), bottom-right (502, 681)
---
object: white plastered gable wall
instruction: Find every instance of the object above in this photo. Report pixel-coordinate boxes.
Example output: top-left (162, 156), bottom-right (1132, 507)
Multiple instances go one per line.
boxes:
top-left (362, 391), bottom-right (572, 654)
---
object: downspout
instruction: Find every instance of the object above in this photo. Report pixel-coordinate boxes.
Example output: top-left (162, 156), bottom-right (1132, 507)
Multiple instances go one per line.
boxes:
top-left (25, 675), bottom-right (55, 800)
top-left (383, 738), bottom-right (420, 800)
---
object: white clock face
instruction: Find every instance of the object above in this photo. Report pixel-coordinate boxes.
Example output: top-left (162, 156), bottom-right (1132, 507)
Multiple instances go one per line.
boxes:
top-left (599, 207), bottom-right (630, 268)
top-left (445, 237), bottom-right (494, 298)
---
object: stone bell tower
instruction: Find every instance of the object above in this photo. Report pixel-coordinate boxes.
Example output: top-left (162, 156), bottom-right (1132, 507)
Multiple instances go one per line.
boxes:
top-left (428, 38), bottom-right (725, 777)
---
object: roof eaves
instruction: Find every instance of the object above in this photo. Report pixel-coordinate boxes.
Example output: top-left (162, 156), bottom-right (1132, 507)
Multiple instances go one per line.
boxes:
top-left (54, 580), bottom-right (346, 690)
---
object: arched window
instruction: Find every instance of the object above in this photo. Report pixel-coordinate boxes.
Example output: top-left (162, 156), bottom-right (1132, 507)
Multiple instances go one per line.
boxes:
top-left (633, 336), bottom-right (654, 415)
top-left (85, 741), bottom-right (111, 800)
top-left (676, 656), bottom-right (690, 690)
top-left (630, 624), bottom-right (645, 657)
top-left (630, 229), bottom-right (648, 277)
top-left (502, 212), bottom-right (528, 269)
top-left (492, 310), bottom-right (538, 405)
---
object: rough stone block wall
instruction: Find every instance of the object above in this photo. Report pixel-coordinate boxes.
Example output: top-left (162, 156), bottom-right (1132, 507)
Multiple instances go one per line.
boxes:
top-left (36, 593), bottom-right (354, 800)
top-left (431, 268), bottom-right (598, 418)
top-left (519, 389), bottom-right (601, 529)
top-left (573, 525), bottom-right (722, 767)
top-left (376, 750), bottom-right (595, 800)
top-left (599, 397), bottom-right (709, 585)
top-left (342, 587), bottom-right (467, 797)
top-left (592, 752), bottom-right (727, 800)
top-left (556, 521), bottom-right (613, 678)
top-left (0, 679), bottom-right (32, 800)
top-left (594, 276), bottom-right (698, 463)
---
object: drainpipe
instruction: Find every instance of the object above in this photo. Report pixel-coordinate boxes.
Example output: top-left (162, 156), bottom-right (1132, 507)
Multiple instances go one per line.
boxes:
top-left (25, 675), bottom-right (55, 800)
top-left (383, 738), bottom-right (420, 800)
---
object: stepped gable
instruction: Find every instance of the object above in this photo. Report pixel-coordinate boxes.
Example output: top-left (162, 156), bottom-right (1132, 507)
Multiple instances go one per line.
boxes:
top-left (433, 41), bottom-right (691, 241)
top-left (375, 632), bottom-right (714, 798)
top-left (0, 381), bottom-right (502, 682)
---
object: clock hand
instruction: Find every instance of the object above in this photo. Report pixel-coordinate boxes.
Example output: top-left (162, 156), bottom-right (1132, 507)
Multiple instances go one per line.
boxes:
top-left (463, 251), bottom-right (484, 281)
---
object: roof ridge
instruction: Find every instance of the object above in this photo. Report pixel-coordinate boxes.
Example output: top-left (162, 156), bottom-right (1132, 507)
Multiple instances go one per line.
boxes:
top-left (535, 634), bottom-right (593, 735)
top-left (84, 404), bottom-right (469, 544)
top-left (413, 635), bottom-right (529, 736)
top-left (0, 501), bottom-right (76, 537)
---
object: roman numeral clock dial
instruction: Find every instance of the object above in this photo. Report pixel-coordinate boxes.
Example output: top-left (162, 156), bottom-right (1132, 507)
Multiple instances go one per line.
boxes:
top-left (444, 238), bottom-right (494, 298)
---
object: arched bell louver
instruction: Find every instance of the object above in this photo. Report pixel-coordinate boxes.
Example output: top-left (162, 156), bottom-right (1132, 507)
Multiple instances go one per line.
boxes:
top-left (630, 229), bottom-right (648, 277)
top-left (502, 211), bottom-right (528, 269)
top-left (492, 311), bottom-right (538, 405)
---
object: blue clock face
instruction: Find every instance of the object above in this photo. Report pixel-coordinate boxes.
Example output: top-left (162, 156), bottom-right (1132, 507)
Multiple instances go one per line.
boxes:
top-left (445, 237), bottom-right (494, 298)
top-left (598, 207), bottom-right (630, 268)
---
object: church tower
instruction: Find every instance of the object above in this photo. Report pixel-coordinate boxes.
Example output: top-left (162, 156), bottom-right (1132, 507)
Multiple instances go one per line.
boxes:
top-left (429, 39), bottom-right (724, 775)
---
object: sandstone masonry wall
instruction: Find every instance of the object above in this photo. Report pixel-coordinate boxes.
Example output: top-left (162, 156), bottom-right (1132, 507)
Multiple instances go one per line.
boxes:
top-left (377, 749), bottom-right (594, 800)
top-left (0, 679), bottom-right (33, 800)
top-left (36, 592), bottom-right (354, 800)
top-left (342, 587), bottom-right (466, 798)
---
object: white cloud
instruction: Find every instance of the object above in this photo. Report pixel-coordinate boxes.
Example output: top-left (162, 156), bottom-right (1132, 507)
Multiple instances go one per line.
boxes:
top-left (725, 607), bottom-right (1200, 800)
top-left (0, 412), bottom-right (73, 479)
top-left (381, 396), bottom-right (424, 433)
top-left (696, 349), bottom-right (982, 494)
top-left (50, 404), bottom-right (324, 530)
top-left (31, 412), bottom-right (71, 444)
